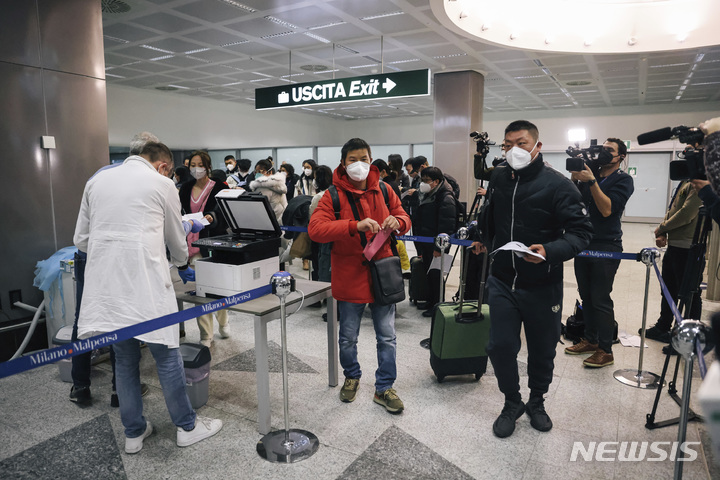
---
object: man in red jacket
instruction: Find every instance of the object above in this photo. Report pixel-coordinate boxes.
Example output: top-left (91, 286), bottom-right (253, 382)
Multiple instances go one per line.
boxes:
top-left (308, 138), bottom-right (411, 414)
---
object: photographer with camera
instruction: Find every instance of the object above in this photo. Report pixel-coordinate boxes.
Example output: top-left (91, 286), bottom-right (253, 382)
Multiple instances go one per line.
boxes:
top-left (470, 120), bottom-right (592, 438)
top-left (564, 139), bottom-right (634, 367)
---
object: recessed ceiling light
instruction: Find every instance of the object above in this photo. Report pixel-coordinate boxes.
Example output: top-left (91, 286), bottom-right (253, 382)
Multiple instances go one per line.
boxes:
top-left (300, 65), bottom-right (329, 72)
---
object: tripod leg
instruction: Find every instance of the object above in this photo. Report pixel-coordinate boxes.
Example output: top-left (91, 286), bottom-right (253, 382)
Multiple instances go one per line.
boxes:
top-left (646, 348), bottom-right (673, 428)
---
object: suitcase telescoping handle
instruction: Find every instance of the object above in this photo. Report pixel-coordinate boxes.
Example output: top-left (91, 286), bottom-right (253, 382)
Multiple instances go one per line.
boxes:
top-left (455, 226), bottom-right (485, 323)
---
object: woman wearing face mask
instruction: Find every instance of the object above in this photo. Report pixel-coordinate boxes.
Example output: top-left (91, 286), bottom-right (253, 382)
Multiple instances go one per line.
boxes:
top-left (250, 158), bottom-right (287, 223)
top-left (178, 151), bottom-right (229, 347)
top-left (295, 159), bottom-right (318, 197)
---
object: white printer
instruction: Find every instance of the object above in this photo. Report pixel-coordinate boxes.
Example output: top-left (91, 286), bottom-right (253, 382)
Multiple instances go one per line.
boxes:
top-left (192, 190), bottom-right (281, 297)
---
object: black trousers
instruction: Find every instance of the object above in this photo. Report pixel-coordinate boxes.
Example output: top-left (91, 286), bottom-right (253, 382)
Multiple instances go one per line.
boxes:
top-left (71, 251), bottom-right (116, 390)
top-left (657, 245), bottom-right (702, 330)
top-left (486, 276), bottom-right (562, 401)
top-left (573, 242), bottom-right (621, 353)
top-left (417, 243), bottom-right (442, 307)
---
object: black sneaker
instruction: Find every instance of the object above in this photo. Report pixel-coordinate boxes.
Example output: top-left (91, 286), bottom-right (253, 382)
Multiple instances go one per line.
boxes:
top-left (69, 386), bottom-right (91, 405)
top-left (642, 325), bottom-right (671, 343)
top-left (493, 399), bottom-right (525, 438)
top-left (525, 398), bottom-right (553, 432)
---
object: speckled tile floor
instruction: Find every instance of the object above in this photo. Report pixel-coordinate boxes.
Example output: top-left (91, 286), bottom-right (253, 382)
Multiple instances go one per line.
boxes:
top-left (0, 223), bottom-right (718, 479)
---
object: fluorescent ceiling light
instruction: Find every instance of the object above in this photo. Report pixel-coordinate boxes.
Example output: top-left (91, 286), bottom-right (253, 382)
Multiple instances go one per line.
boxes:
top-left (360, 12), bottom-right (404, 21)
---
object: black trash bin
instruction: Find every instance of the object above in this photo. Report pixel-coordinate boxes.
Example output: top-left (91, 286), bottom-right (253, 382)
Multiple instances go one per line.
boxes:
top-left (179, 343), bottom-right (211, 409)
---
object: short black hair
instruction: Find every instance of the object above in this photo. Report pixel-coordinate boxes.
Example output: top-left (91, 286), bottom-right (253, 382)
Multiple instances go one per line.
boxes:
top-left (341, 138), bottom-right (372, 161)
top-left (420, 166), bottom-right (443, 182)
top-left (237, 159), bottom-right (251, 171)
top-left (404, 158), bottom-right (414, 167)
top-left (224, 155), bottom-right (235, 162)
top-left (410, 156), bottom-right (428, 171)
top-left (314, 165), bottom-right (333, 191)
top-left (210, 169), bottom-right (227, 183)
top-left (505, 120), bottom-right (539, 142)
top-left (140, 142), bottom-right (173, 163)
top-left (606, 137), bottom-right (627, 157)
top-left (372, 159), bottom-right (390, 174)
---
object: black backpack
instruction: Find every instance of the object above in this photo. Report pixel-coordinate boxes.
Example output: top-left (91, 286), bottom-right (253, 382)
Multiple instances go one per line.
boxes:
top-left (281, 194), bottom-right (312, 239)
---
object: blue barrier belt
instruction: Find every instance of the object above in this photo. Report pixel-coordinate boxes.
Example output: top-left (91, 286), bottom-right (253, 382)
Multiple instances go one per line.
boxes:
top-left (651, 261), bottom-right (684, 329)
top-left (577, 250), bottom-right (639, 261)
top-left (280, 226), bottom-right (306, 232)
top-left (0, 284), bottom-right (272, 379)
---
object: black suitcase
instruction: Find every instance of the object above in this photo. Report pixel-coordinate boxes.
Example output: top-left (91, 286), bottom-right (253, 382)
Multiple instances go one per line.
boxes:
top-left (408, 255), bottom-right (428, 305)
top-left (429, 241), bottom-right (491, 382)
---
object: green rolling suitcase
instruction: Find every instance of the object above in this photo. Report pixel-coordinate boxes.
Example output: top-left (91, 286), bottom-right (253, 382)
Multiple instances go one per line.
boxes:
top-left (429, 301), bottom-right (490, 382)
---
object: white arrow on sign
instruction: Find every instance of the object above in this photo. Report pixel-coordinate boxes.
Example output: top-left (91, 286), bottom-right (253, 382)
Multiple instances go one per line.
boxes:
top-left (382, 78), bottom-right (396, 93)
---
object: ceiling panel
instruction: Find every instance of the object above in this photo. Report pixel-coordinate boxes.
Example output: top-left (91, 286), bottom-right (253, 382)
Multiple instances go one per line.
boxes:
top-left (99, 0), bottom-right (720, 121)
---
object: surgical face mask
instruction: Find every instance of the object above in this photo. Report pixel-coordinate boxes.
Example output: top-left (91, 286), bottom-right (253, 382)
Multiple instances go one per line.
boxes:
top-left (226, 163), bottom-right (235, 171)
top-left (304, 168), bottom-right (312, 177)
top-left (345, 161), bottom-right (370, 182)
top-left (505, 141), bottom-right (538, 170)
top-left (419, 182), bottom-right (432, 194)
top-left (255, 171), bottom-right (265, 180)
top-left (190, 167), bottom-right (206, 180)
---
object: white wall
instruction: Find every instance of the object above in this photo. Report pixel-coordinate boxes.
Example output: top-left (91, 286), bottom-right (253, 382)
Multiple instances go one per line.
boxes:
top-left (107, 84), bottom-right (342, 149)
top-left (108, 83), bottom-right (720, 154)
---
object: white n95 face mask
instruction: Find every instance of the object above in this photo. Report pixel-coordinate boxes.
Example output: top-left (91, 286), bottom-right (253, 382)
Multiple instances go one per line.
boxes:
top-left (346, 161), bottom-right (370, 181)
top-left (505, 141), bottom-right (538, 171)
top-left (419, 182), bottom-right (432, 194)
top-left (304, 168), bottom-right (313, 177)
top-left (226, 163), bottom-right (235, 171)
top-left (190, 167), bottom-right (207, 180)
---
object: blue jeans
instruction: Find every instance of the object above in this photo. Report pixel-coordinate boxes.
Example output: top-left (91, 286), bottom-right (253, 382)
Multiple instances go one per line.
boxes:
top-left (113, 338), bottom-right (196, 438)
top-left (337, 301), bottom-right (397, 392)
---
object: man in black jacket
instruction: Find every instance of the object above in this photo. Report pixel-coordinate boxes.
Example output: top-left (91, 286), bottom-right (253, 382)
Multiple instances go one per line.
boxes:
top-left (471, 120), bottom-right (593, 439)
top-left (565, 138), bottom-right (634, 367)
top-left (412, 167), bottom-right (457, 316)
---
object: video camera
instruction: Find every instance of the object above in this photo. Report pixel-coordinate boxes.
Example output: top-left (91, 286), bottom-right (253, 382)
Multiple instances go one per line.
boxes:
top-left (565, 139), bottom-right (607, 172)
top-left (636, 125), bottom-right (706, 180)
top-left (471, 131), bottom-right (496, 180)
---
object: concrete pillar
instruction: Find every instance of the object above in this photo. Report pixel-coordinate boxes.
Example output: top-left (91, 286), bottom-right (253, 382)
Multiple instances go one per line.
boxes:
top-left (0, 0), bottom-right (107, 329)
top-left (432, 71), bottom-right (485, 206)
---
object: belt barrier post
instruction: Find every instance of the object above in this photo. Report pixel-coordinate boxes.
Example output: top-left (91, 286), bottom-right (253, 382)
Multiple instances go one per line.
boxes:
top-left (257, 271), bottom-right (319, 463)
top-left (614, 248), bottom-right (664, 389)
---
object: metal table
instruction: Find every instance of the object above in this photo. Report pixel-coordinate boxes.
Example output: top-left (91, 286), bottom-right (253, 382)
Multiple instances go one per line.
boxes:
top-left (175, 279), bottom-right (338, 434)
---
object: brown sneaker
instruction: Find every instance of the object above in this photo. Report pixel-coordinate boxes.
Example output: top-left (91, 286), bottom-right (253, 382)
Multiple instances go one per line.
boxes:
top-left (564, 338), bottom-right (599, 355)
top-left (339, 378), bottom-right (360, 403)
top-left (583, 349), bottom-right (614, 368)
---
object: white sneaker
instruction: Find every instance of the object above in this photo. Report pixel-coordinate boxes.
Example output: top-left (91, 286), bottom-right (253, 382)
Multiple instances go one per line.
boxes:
top-left (125, 421), bottom-right (153, 454)
top-left (177, 416), bottom-right (223, 447)
top-left (200, 338), bottom-right (213, 348)
top-left (218, 325), bottom-right (231, 339)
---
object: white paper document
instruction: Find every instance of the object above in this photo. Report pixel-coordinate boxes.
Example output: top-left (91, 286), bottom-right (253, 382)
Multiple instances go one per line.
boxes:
top-left (428, 254), bottom-right (454, 274)
top-left (618, 330), bottom-right (649, 348)
top-left (490, 241), bottom-right (545, 261)
top-left (182, 212), bottom-right (210, 226)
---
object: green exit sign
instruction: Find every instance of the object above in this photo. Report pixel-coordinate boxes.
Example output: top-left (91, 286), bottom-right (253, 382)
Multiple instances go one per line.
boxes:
top-left (255, 69), bottom-right (431, 110)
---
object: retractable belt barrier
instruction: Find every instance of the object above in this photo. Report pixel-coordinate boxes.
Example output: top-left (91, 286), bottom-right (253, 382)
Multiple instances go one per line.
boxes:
top-left (0, 284), bottom-right (272, 380)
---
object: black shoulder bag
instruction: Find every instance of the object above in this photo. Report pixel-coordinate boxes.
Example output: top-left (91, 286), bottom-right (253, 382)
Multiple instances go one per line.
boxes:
top-left (330, 183), bottom-right (405, 306)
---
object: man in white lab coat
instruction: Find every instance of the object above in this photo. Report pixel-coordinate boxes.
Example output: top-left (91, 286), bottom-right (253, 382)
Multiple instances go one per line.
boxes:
top-left (74, 142), bottom-right (222, 454)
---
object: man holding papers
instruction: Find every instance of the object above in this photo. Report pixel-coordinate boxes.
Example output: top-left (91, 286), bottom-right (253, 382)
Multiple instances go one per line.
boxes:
top-left (471, 120), bottom-right (592, 439)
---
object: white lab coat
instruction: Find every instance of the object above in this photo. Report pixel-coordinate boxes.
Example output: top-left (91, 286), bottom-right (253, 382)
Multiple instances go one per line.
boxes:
top-left (74, 156), bottom-right (188, 347)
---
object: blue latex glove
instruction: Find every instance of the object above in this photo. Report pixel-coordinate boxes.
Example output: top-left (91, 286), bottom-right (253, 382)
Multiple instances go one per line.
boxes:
top-left (190, 219), bottom-right (204, 233)
top-left (178, 266), bottom-right (195, 284)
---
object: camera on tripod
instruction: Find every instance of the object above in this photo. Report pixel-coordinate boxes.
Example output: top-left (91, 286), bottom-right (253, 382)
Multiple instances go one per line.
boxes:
top-left (637, 125), bottom-right (706, 180)
top-left (471, 131), bottom-right (496, 180)
top-left (565, 139), bottom-right (605, 172)
top-left (671, 145), bottom-right (706, 181)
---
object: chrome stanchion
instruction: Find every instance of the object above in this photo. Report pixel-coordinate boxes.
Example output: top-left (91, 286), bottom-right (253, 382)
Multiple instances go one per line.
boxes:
top-left (670, 320), bottom-right (709, 480)
top-left (257, 272), bottom-right (319, 463)
top-left (436, 233), bottom-right (451, 303)
top-left (614, 248), bottom-right (664, 389)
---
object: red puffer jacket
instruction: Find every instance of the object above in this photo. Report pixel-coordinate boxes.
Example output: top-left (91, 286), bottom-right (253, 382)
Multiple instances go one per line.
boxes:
top-left (308, 165), bottom-right (411, 303)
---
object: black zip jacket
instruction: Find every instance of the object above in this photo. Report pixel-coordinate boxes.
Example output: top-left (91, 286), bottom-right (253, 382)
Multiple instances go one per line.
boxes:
top-left (412, 179), bottom-right (457, 252)
top-left (480, 153), bottom-right (593, 288)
